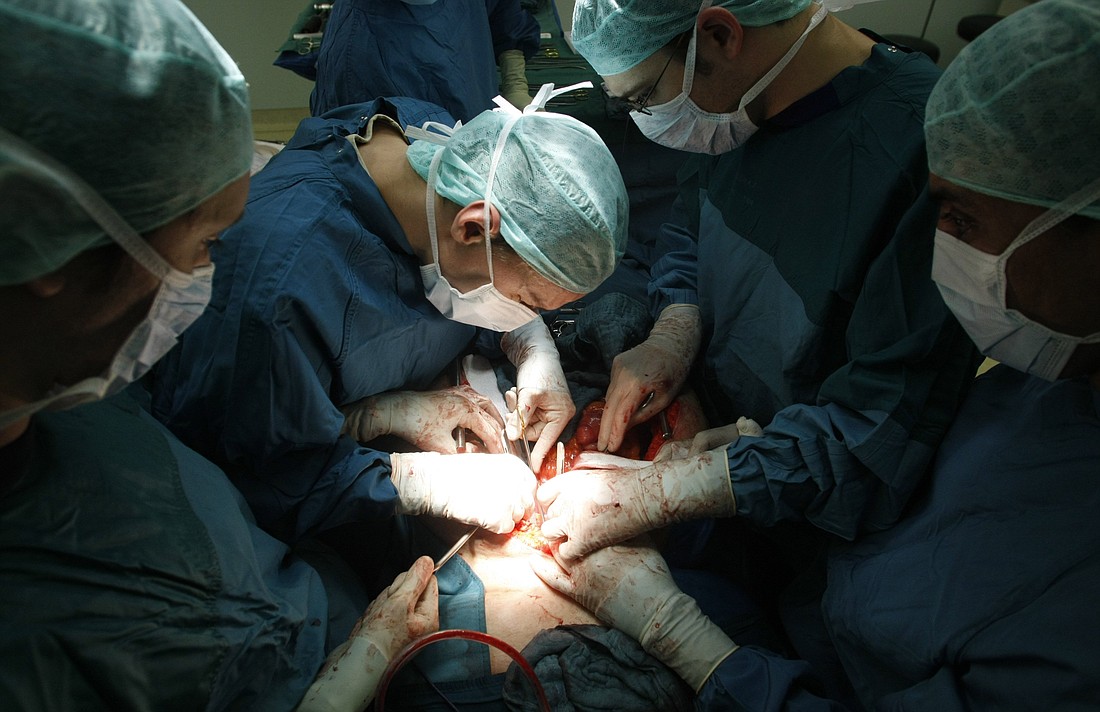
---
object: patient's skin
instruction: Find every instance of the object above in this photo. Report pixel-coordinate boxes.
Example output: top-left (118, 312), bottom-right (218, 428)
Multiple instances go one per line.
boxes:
top-left (423, 516), bottom-right (598, 673)
top-left (424, 391), bottom-right (709, 673)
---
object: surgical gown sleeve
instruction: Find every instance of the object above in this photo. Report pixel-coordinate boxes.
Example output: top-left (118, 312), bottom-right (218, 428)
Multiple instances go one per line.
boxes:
top-left (823, 370), bottom-right (1100, 710)
top-left (647, 190), bottom-right (701, 314)
top-left (151, 99), bottom-right (475, 543)
top-left (310, 0), bottom-right (535, 121)
top-left (694, 647), bottom-right (848, 711)
top-left (0, 392), bottom-right (344, 711)
top-left (486, 0), bottom-right (541, 60)
top-left (720, 192), bottom-right (981, 538)
top-left (649, 47), bottom-right (981, 538)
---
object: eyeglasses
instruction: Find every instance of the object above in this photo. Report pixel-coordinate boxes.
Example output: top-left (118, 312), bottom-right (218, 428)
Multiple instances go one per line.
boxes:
top-left (604, 33), bottom-right (686, 116)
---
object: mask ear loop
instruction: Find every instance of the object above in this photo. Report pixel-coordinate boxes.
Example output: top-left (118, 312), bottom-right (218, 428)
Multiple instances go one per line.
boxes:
top-left (682, 1), bottom-right (827, 108)
top-left (481, 114), bottom-right (521, 283)
top-left (406, 119), bottom-right (464, 269)
top-left (995, 174), bottom-right (1100, 309)
top-left (423, 150), bottom-right (446, 267)
top-left (739, 2), bottom-right (828, 110)
top-left (1012, 175), bottom-right (1100, 248)
top-left (0, 125), bottom-right (187, 288)
top-left (681, 0), bottom-right (714, 96)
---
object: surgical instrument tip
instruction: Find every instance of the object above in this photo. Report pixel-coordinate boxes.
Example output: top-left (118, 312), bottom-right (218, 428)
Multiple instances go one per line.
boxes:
top-left (433, 525), bottom-right (478, 573)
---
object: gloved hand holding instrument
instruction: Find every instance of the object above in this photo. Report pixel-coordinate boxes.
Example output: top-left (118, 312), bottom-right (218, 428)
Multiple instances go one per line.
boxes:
top-left (599, 304), bottom-right (702, 452)
top-left (341, 386), bottom-right (505, 455)
top-left (390, 451), bottom-right (535, 534)
top-left (502, 317), bottom-right (576, 472)
top-left (296, 555), bottom-right (439, 712)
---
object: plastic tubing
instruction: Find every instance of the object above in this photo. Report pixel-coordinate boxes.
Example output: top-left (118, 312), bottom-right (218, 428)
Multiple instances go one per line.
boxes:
top-left (375, 629), bottom-right (550, 712)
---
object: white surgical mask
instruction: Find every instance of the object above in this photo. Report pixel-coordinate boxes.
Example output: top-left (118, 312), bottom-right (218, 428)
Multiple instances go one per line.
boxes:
top-left (931, 177), bottom-right (1100, 381)
top-left (0, 130), bottom-right (216, 429)
top-left (632, 2), bottom-right (827, 154)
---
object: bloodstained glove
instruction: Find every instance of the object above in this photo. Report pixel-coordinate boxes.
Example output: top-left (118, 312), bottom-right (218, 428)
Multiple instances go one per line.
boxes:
top-left (502, 317), bottom-right (575, 472)
top-left (390, 451), bottom-right (536, 533)
top-left (342, 386), bottom-right (505, 454)
top-left (530, 542), bottom-right (737, 692)
top-left (296, 555), bottom-right (439, 712)
top-left (599, 304), bottom-right (702, 452)
top-left (538, 445), bottom-right (734, 561)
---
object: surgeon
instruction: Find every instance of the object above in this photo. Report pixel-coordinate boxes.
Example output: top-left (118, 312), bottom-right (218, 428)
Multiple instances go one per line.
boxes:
top-left (150, 86), bottom-right (629, 547)
top-left (310, 0), bottom-right (541, 121)
top-left (534, 0), bottom-right (1100, 707)
top-left (0, 0), bottom-right (439, 709)
top-left (541, 0), bottom-right (979, 581)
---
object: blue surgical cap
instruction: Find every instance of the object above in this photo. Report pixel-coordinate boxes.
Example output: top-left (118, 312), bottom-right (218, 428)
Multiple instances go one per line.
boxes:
top-left (572, 0), bottom-right (812, 76)
top-left (0, 0), bottom-right (253, 285)
top-left (407, 108), bottom-right (629, 294)
top-left (926, 0), bottom-right (1100, 220)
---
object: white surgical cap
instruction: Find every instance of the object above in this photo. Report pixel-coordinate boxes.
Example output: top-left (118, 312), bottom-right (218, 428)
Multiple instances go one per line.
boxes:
top-left (0, 0), bottom-right (253, 285)
top-left (925, 0), bottom-right (1100, 220)
top-left (572, 0), bottom-right (812, 76)
top-left (406, 107), bottom-right (629, 294)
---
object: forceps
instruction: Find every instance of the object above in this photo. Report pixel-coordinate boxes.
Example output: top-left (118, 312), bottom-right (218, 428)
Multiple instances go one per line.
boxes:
top-left (516, 411), bottom-right (535, 470)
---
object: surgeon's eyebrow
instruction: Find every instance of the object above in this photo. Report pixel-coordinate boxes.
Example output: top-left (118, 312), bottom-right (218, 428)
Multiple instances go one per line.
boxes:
top-left (617, 81), bottom-right (651, 100)
top-left (929, 185), bottom-right (976, 208)
top-left (601, 80), bottom-right (638, 101)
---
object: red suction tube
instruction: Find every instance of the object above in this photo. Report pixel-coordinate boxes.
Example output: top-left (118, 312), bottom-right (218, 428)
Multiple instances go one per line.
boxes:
top-left (375, 629), bottom-right (551, 712)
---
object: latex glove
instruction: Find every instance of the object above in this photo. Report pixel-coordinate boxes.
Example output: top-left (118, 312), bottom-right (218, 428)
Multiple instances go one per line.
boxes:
top-left (538, 446), bottom-right (734, 561)
top-left (498, 49), bottom-right (531, 110)
top-left (599, 304), bottom-right (702, 452)
top-left (341, 386), bottom-right (504, 454)
top-left (501, 318), bottom-right (575, 473)
top-left (530, 543), bottom-right (737, 692)
top-left (390, 451), bottom-right (535, 533)
top-left (296, 555), bottom-right (439, 712)
top-left (653, 416), bottom-right (764, 463)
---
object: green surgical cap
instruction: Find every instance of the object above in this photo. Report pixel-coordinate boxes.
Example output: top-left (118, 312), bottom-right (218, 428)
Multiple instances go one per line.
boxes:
top-left (0, 0), bottom-right (253, 285)
top-left (572, 0), bottom-right (812, 75)
top-left (407, 108), bottom-right (629, 294)
top-left (926, 0), bottom-right (1100, 220)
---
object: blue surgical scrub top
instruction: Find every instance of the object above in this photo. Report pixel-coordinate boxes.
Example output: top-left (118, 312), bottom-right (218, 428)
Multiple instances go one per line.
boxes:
top-left (310, 0), bottom-right (541, 121)
top-left (650, 41), bottom-right (982, 540)
top-left (690, 369), bottom-right (1100, 710)
top-left (151, 98), bottom-right (475, 542)
top-left (824, 367), bottom-right (1100, 710)
top-left (0, 390), bottom-right (362, 711)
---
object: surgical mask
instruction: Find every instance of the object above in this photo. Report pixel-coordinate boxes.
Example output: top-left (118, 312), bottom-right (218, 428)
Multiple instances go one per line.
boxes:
top-left (0, 132), bottom-right (217, 430)
top-left (931, 177), bottom-right (1100, 381)
top-left (632, 2), bottom-right (828, 154)
top-left (417, 149), bottom-right (538, 333)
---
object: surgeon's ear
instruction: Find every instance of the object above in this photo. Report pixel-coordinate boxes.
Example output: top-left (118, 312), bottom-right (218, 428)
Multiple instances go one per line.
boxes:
top-left (451, 201), bottom-right (502, 245)
top-left (698, 6), bottom-right (744, 61)
top-left (23, 271), bottom-right (66, 299)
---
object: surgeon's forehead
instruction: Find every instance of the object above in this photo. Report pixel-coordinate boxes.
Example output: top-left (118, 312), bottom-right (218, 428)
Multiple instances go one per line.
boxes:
top-left (928, 174), bottom-right (981, 207)
top-left (602, 52), bottom-right (667, 98)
